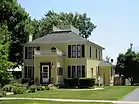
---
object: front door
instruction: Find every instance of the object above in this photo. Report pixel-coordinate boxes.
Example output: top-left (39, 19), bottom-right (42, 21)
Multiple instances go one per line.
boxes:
top-left (42, 65), bottom-right (49, 83)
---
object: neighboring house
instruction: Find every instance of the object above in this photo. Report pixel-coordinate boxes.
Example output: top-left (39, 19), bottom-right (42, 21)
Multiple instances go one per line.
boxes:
top-left (23, 25), bottom-right (105, 85)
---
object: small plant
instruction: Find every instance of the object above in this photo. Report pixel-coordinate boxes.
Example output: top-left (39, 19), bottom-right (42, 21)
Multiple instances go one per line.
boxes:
top-left (13, 86), bottom-right (25, 94)
top-left (0, 91), bottom-right (6, 97)
top-left (37, 86), bottom-right (42, 91)
top-left (2, 84), bottom-right (14, 92)
top-left (45, 86), bottom-right (50, 90)
top-left (28, 85), bottom-right (37, 93)
top-left (41, 86), bottom-right (45, 91)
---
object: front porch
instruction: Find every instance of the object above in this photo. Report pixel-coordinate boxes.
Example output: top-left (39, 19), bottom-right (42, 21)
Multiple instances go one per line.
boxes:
top-left (33, 49), bottom-right (65, 85)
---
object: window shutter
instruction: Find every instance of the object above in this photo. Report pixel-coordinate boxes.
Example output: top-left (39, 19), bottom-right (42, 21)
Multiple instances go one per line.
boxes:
top-left (82, 65), bottom-right (85, 77)
top-left (68, 66), bottom-right (71, 78)
top-left (96, 49), bottom-right (98, 59)
top-left (82, 44), bottom-right (85, 57)
top-left (25, 47), bottom-right (28, 59)
top-left (68, 45), bottom-right (71, 58)
top-left (24, 66), bottom-right (27, 78)
top-left (90, 47), bottom-right (91, 58)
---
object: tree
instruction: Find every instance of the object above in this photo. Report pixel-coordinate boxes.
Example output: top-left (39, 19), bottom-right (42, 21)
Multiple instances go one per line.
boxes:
top-left (34, 10), bottom-right (96, 39)
top-left (115, 46), bottom-right (139, 85)
top-left (0, 25), bottom-right (14, 86)
top-left (0, 0), bottom-right (30, 66)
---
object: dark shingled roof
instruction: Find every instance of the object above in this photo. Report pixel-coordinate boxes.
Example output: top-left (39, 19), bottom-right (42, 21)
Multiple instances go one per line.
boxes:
top-left (27, 31), bottom-right (87, 44)
top-left (26, 28), bottom-right (104, 49)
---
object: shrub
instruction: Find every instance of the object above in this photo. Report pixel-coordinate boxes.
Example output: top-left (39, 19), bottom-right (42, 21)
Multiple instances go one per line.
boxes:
top-left (64, 78), bottom-right (78, 88)
top-left (63, 78), bottom-right (95, 88)
top-left (13, 86), bottom-right (25, 94)
top-left (37, 86), bottom-right (42, 91)
top-left (45, 86), bottom-right (50, 90)
top-left (41, 86), bottom-right (45, 91)
top-left (28, 85), bottom-right (37, 93)
top-left (21, 78), bottom-right (30, 84)
top-left (0, 91), bottom-right (6, 97)
top-left (79, 78), bottom-right (95, 88)
top-left (2, 84), bottom-right (14, 92)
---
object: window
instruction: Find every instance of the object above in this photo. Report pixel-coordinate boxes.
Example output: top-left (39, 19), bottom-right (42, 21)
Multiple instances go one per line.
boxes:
top-left (68, 44), bottom-right (85, 58)
top-left (25, 46), bottom-right (40, 59)
top-left (96, 49), bottom-right (98, 59)
top-left (99, 50), bottom-right (101, 60)
top-left (77, 66), bottom-right (82, 78)
top-left (57, 67), bottom-right (63, 75)
top-left (77, 45), bottom-right (81, 58)
top-left (72, 45), bottom-right (76, 58)
top-left (90, 47), bottom-right (91, 58)
top-left (24, 66), bottom-right (34, 80)
top-left (68, 65), bottom-right (85, 78)
top-left (72, 66), bottom-right (76, 78)
top-left (28, 47), bottom-right (32, 59)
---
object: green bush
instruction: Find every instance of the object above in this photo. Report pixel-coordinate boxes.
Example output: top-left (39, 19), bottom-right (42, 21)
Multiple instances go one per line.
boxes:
top-left (64, 78), bottom-right (95, 88)
top-left (37, 85), bottom-right (46, 91)
top-left (64, 78), bottom-right (78, 88)
top-left (37, 86), bottom-right (42, 91)
top-left (28, 85), bottom-right (37, 93)
top-left (13, 86), bottom-right (25, 94)
top-left (45, 86), bottom-right (50, 90)
top-left (2, 84), bottom-right (14, 92)
top-left (41, 86), bottom-right (45, 91)
top-left (79, 78), bottom-right (95, 88)
top-left (0, 91), bottom-right (6, 97)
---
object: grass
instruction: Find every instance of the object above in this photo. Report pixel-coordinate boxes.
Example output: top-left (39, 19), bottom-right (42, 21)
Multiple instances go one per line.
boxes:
top-left (7, 86), bottom-right (138, 100)
top-left (0, 100), bottom-right (112, 104)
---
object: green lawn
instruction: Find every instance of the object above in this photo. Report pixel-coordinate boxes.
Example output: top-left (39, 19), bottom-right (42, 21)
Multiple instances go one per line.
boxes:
top-left (0, 100), bottom-right (112, 104)
top-left (8, 86), bottom-right (137, 100)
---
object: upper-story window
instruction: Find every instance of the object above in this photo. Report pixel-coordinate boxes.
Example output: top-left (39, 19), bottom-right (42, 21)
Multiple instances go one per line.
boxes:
top-left (96, 49), bottom-right (98, 59)
top-left (25, 46), bottom-right (40, 59)
top-left (90, 47), bottom-right (91, 58)
top-left (77, 45), bottom-right (81, 58)
top-left (72, 45), bottom-right (76, 58)
top-left (98, 49), bottom-right (101, 60)
top-left (68, 44), bottom-right (85, 58)
top-left (96, 48), bottom-right (101, 60)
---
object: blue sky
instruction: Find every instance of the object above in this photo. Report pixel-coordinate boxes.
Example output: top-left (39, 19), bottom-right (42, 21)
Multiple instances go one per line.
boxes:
top-left (18, 0), bottom-right (139, 64)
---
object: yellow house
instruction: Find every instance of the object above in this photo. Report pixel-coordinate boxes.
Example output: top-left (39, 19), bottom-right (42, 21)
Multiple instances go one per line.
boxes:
top-left (23, 25), bottom-right (105, 85)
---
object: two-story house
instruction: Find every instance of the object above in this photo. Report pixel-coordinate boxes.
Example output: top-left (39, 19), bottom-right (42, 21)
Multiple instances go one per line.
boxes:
top-left (23, 25), bottom-right (105, 85)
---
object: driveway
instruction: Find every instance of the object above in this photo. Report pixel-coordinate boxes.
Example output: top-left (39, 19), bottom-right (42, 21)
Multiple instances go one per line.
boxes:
top-left (115, 87), bottom-right (139, 104)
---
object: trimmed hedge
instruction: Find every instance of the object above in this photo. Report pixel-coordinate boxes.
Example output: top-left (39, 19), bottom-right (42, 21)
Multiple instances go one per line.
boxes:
top-left (64, 78), bottom-right (78, 88)
top-left (64, 78), bottom-right (95, 88)
top-left (79, 78), bottom-right (95, 88)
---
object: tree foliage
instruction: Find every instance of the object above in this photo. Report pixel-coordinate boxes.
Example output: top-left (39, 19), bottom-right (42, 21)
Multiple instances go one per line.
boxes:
top-left (0, 25), bottom-right (14, 86)
top-left (0, 0), bottom-right (30, 66)
top-left (115, 48), bottom-right (139, 85)
top-left (33, 10), bottom-right (96, 39)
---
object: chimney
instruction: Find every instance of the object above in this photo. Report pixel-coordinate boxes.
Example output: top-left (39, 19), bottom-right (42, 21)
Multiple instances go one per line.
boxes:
top-left (29, 34), bottom-right (33, 42)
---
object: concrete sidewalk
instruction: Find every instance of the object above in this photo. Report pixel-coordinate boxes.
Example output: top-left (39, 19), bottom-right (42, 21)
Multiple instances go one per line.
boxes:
top-left (0, 97), bottom-right (139, 104)
top-left (115, 88), bottom-right (139, 104)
